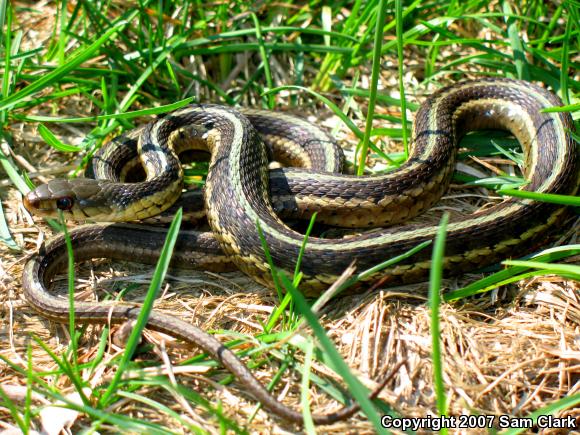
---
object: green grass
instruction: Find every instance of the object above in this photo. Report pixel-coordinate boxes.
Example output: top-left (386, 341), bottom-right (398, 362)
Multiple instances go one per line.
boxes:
top-left (0, 0), bottom-right (578, 432)
top-left (444, 244), bottom-right (580, 302)
top-left (429, 213), bottom-right (450, 433)
top-left (99, 208), bottom-right (183, 406)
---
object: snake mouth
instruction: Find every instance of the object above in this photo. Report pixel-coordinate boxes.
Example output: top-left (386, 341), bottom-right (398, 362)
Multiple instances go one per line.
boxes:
top-left (23, 191), bottom-right (56, 215)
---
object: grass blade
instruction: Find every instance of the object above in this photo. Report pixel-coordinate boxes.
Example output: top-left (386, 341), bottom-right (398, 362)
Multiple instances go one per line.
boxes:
top-left (251, 13), bottom-right (274, 109)
top-left (99, 208), bottom-right (183, 406)
top-left (59, 211), bottom-right (78, 369)
top-left (502, 393), bottom-right (580, 435)
top-left (38, 124), bottom-right (81, 153)
top-left (279, 274), bottom-right (387, 433)
top-left (356, 0), bottom-right (386, 175)
top-left (503, 1), bottom-right (530, 80)
top-left (0, 19), bottom-right (134, 112)
top-left (502, 260), bottom-right (579, 279)
top-left (0, 198), bottom-right (18, 250)
top-left (444, 245), bottom-right (580, 301)
top-left (395, 0), bottom-right (409, 157)
top-left (429, 213), bottom-right (449, 425)
top-left (497, 188), bottom-right (580, 206)
top-left (0, 386), bottom-right (25, 431)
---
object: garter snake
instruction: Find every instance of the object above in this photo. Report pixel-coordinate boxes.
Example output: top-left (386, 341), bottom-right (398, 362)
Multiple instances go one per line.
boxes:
top-left (22, 78), bottom-right (579, 421)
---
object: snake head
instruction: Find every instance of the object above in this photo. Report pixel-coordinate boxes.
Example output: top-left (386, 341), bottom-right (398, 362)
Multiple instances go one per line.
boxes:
top-left (24, 178), bottom-right (109, 221)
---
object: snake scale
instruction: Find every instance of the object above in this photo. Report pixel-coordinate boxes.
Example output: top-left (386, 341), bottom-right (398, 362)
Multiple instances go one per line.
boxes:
top-left (22, 78), bottom-right (579, 422)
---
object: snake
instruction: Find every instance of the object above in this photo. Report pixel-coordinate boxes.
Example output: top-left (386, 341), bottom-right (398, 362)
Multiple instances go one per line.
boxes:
top-left (22, 78), bottom-right (579, 422)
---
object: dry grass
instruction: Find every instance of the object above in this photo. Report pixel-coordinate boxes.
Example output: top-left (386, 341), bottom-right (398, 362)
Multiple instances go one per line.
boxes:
top-left (2, 208), bottom-right (579, 432)
top-left (1, 1), bottom-right (579, 433)
top-left (3, 105), bottom-right (579, 433)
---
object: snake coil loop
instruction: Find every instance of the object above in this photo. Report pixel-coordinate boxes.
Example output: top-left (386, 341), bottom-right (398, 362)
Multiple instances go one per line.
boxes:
top-left (22, 78), bottom-right (579, 422)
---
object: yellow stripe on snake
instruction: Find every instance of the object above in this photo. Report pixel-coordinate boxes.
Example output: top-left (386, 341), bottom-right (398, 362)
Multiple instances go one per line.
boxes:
top-left (22, 78), bottom-right (579, 423)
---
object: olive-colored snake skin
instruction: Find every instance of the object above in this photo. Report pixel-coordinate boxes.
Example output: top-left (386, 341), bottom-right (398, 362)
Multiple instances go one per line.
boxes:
top-left (22, 78), bottom-right (579, 423)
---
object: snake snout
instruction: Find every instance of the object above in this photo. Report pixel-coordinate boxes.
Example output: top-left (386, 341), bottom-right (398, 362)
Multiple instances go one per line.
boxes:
top-left (23, 187), bottom-right (56, 215)
top-left (23, 191), bottom-right (39, 212)
top-left (23, 180), bottom-right (80, 217)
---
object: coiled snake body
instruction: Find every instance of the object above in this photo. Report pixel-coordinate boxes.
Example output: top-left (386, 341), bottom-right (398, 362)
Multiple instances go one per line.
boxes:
top-left (22, 78), bottom-right (579, 422)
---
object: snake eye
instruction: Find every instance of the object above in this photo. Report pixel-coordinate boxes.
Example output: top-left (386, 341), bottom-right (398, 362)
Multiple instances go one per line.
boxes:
top-left (56, 196), bottom-right (74, 211)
